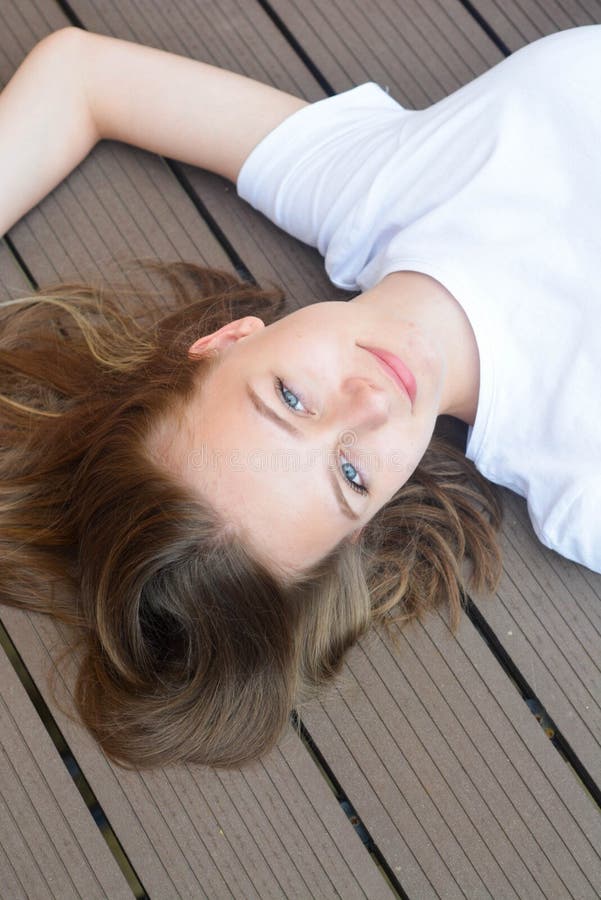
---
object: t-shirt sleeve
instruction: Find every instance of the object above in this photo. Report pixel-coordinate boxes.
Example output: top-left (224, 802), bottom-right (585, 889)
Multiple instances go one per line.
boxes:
top-left (236, 82), bottom-right (404, 286)
top-left (531, 476), bottom-right (601, 575)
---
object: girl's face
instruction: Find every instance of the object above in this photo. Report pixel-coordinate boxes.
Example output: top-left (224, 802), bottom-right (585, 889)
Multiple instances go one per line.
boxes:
top-left (181, 300), bottom-right (446, 576)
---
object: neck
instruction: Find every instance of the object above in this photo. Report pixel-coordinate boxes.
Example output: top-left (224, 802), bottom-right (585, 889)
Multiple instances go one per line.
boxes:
top-left (350, 270), bottom-right (480, 425)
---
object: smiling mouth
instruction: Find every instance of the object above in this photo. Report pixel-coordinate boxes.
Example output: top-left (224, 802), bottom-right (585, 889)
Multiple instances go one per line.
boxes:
top-left (358, 345), bottom-right (417, 406)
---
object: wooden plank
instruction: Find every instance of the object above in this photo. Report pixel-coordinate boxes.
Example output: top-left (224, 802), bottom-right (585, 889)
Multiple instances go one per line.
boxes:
top-left (153, 1), bottom-right (601, 894)
top-left (268, 0), bottom-right (504, 103)
top-left (3, 0), bottom-right (600, 897)
top-left (0, 643), bottom-right (132, 900)
top-left (0, 240), bottom-right (32, 297)
top-left (473, 492), bottom-right (601, 784)
top-left (470, 0), bottom-right (601, 49)
top-left (228, 0), bottom-right (601, 877)
top-left (301, 610), bottom-right (601, 900)
top-left (66, 0), bottom-right (351, 307)
top-left (2, 3), bottom-right (395, 896)
top-left (454, 0), bottom-right (601, 790)
top-left (2, 4), bottom-right (389, 897)
top-left (1, 606), bottom-right (395, 899)
top-left (0, 0), bottom-right (233, 288)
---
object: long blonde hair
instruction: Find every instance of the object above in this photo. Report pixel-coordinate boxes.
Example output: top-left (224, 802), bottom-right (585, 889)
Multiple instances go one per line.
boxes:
top-left (0, 262), bottom-right (501, 768)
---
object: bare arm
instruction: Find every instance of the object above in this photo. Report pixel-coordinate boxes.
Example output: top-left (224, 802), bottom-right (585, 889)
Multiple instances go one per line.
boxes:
top-left (0, 27), bottom-right (308, 237)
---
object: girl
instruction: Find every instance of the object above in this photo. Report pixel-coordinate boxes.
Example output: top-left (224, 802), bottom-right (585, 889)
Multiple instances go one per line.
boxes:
top-left (0, 25), bottom-right (598, 768)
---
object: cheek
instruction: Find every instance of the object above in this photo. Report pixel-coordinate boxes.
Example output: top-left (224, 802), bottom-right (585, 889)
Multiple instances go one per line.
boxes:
top-left (379, 426), bottom-right (433, 489)
top-left (381, 449), bottom-right (419, 488)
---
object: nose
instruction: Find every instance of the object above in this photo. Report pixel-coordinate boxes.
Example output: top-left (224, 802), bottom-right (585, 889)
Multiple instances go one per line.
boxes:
top-left (333, 376), bottom-right (390, 431)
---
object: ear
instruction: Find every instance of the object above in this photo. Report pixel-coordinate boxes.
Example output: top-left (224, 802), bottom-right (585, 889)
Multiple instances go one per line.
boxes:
top-left (187, 316), bottom-right (265, 359)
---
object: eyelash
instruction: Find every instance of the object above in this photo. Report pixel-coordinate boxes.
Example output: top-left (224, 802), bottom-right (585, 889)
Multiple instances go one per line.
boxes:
top-left (274, 376), bottom-right (368, 495)
top-left (339, 451), bottom-right (368, 495)
top-left (275, 376), bottom-right (310, 414)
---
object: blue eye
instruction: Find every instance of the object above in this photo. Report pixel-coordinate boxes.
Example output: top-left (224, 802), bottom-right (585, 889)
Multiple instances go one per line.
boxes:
top-left (275, 377), bottom-right (308, 413)
top-left (340, 452), bottom-right (368, 495)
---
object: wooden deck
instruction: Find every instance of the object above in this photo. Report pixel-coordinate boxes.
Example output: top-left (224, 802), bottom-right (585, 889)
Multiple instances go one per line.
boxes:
top-left (1, 1), bottom-right (601, 897)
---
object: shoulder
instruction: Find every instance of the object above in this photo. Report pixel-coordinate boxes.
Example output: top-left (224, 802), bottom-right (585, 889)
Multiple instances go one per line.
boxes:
top-left (533, 474), bottom-right (601, 575)
top-left (499, 26), bottom-right (601, 87)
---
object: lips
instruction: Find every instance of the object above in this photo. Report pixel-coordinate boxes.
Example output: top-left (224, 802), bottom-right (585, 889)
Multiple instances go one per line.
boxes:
top-left (358, 345), bottom-right (417, 406)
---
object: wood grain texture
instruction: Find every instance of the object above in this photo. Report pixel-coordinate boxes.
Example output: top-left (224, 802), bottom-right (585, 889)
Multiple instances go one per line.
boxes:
top-left (0, 241), bottom-right (31, 297)
top-left (0, 0), bottom-right (233, 288)
top-left (1, 606), bottom-right (394, 900)
top-left (470, 0), bottom-right (601, 48)
top-left (67, 0), bottom-right (350, 307)
top-left (0, 645), bottom-right (132, 900)
top-left (269, 0), bottom-right (504, 103)
top-left (229, 2), bottom-right (601, 894)
top-left (474, 492), bottom-right (601, 785)
top-left (1, 0), bottom-right (601, 897)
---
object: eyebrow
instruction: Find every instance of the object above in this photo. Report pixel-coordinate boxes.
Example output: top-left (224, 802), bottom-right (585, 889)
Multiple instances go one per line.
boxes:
top-left (246, 384), bottom-right (302, 437)
top-left (246, 385), bottom-right (361, 521)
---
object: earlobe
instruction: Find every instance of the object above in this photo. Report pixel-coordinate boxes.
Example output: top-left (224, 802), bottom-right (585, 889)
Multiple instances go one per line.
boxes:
top-left (188, 315), bottom-right (265, 359)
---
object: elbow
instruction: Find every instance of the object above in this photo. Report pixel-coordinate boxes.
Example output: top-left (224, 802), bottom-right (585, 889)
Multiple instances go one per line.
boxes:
top-left (35, 25), bottom-right (87, 56)
top-left (32, 27), bottom-right (102, 147)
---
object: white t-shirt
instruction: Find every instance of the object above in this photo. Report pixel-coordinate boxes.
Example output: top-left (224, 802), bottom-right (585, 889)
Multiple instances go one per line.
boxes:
top-left (237, 26), bottom-right (601, 574)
